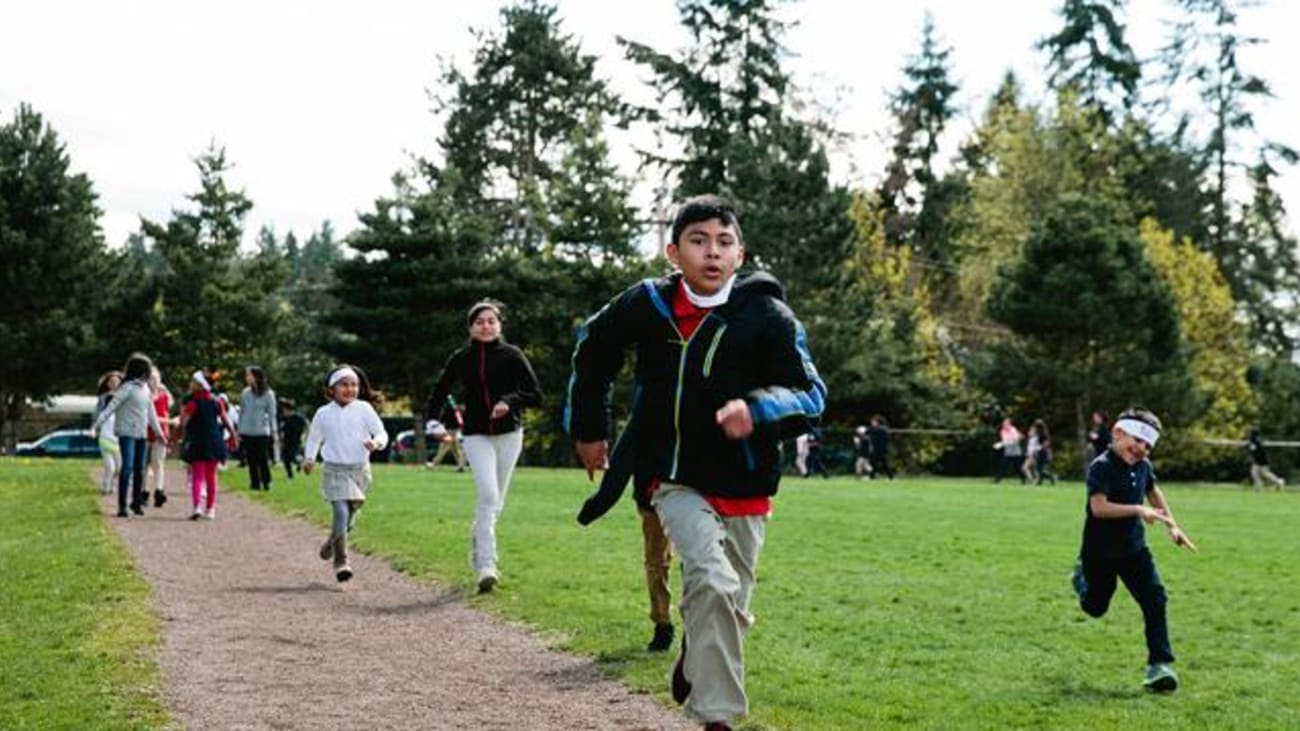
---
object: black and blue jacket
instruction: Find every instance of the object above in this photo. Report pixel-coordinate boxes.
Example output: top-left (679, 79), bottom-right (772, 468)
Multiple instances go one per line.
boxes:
top-left (567, 270), bottom-right (826, 511)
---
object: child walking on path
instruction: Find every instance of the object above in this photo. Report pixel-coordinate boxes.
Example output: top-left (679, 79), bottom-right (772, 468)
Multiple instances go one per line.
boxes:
top-left (146, 367), bottom-right (175, 507)
top-left (180, 371), bottom-right (238, 520)
top-left (95, 370), bottom-right (123, 496)
top-left (278, 398), bottom-right (308, 479)
top-left (239, 365), bottom-right (279, 491)
top-left (303, 365), bottom-right (388, 583)
top-left (428, 301), bottom-right (542, 593)
top-left (93, 353), bottom-right (165, 517)
top-left (1072, 408), bottom-right (1197, 692)
top-left (567, 195), bottom-right (826, 731)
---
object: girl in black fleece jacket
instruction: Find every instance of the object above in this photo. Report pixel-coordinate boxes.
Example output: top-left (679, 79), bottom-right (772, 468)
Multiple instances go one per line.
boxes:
top-left (429, 300), bottom-right (541, 594)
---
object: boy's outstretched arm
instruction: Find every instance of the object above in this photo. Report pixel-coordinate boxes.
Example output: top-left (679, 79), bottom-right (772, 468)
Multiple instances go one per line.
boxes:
top-left (1148, 485), bottom-right (1197, 552)
top-left (745, 307), bottom-right (827, 436)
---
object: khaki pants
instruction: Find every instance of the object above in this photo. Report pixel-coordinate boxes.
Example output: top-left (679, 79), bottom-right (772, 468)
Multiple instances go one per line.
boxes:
top-left (638, 506), bottom-right (673, 626)
top-left (652, 482), bottom-right (766, 724)
top-left (1250, 463), bottom-right (1285, 489)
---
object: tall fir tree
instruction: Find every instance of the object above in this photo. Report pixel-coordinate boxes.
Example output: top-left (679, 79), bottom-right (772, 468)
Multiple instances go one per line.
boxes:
top-left (139, 144), bottom-right (286, 386)
top-left (878, 13), bottom-right (961, 260)
top-left (1160, 0), bottom-right (1300, 350)
top-left (1038, 0), bottom-right (1141, 125)
top-left (620, 0), bottom-right (853, 303)
top-left (0, 104), bottom-right (105, 449)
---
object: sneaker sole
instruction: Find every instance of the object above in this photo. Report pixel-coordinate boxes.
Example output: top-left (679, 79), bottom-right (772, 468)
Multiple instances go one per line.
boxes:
top-left (1145, 675), bottom-right (1178, 693)
top-left (336, 568), bottom-right (353, 583)
top-left (477, 575), bottom-right (497, 594)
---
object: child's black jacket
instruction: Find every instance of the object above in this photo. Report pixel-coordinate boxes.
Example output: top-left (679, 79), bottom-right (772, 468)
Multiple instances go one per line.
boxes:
top-left (429, 339), bottom-right (541, 436)
top-left (567, 270), bottom-right (826, 502)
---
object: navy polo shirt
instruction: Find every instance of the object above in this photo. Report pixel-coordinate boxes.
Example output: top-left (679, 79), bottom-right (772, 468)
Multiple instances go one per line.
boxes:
top-left (1081, 449), bottom-right (1155, 559)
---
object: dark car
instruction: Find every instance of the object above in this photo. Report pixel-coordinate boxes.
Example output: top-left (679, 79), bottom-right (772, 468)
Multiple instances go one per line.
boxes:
top-left (16, 429), bottom-right (101, 458)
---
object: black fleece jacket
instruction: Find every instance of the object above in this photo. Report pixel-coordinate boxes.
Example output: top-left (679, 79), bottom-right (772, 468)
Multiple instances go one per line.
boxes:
top-left (428, 339), bottom-right (542, 436)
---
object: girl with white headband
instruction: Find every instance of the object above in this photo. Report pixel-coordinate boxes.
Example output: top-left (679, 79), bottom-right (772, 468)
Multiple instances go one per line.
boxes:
top-left (303, 364), bottom-right (388, 583)
top-left (179, 369), bottom-right (238, 520)
top-left (1071, 407), bottom-right (1197, 694)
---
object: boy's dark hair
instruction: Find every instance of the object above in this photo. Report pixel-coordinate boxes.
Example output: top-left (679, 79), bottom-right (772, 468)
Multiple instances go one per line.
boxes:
top-left (1117, 407), bottom-right (1162, 434)
top-left (670, 194), bottom-right (743, 245)
top-left (122, 353), bottom-right (154, 382)
top-left (246, 365), bottom-right (269, 395)
top-left (467, 299), bottom-right (505, 328)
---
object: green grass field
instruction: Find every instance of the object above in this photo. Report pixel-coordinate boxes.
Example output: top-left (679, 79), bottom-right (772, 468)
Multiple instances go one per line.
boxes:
top-left (0, 460), bottom-right (168, 731)
top-left (235, 464), bottom-right (1300, 730)
top-left (5, 458), bottom-right (1297, 730)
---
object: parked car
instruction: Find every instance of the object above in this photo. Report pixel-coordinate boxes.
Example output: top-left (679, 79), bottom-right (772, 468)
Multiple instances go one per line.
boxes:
top-left (15, 429), bottom-right (101, 458)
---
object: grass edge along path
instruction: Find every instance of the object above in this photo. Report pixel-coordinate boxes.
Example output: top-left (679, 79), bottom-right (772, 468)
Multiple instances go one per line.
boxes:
top-left (0, 460), bottom-right (169, 731)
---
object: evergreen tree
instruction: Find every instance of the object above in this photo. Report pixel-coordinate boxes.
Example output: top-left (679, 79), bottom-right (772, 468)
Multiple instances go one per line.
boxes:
top-left (621, 0), bottom-right (853, 301)
top-left (1160, 0), bottom-right (1300, 349)
top-left (435, 0), bottom-right (633, 259)
top-left (986, 194), bottom-right (1196, 443)
top-left (879, 13), bottom-right (960, 259)
top-left (0, 104), bottom-right (104, 449)
top-left (139, 144), bottom-right (286, 384)
top-left (1038, 0), bottom-right (1141, 125)
top-left (327, 172), bottom-right (496, 458)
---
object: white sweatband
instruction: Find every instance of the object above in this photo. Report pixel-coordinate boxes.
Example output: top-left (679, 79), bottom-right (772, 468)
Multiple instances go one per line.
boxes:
top-left (328, 367), bottom-right (358, 388)
top-left (1116, 418), bottom-right (1160, 446)
top-left (682, 274), bottom-right (736, 308)
top-left (191, 371), bottom-right (211, 392)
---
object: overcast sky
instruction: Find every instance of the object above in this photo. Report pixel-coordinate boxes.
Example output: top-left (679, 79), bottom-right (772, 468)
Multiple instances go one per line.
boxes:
top-left (3, 0), bottom-right (1296, 250)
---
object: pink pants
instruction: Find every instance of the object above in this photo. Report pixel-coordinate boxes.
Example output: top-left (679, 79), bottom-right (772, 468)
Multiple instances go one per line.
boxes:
top-left (190, 460), bottom-right (219, 509)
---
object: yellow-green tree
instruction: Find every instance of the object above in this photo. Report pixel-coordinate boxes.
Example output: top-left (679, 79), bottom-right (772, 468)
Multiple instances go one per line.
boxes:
top-left (1141, 218), bottom-right (1257, 469)
top-left (814, 191), bottom-right (971, 466)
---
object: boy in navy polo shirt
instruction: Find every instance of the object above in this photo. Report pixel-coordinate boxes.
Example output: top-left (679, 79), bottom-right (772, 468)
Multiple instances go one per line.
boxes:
top-left (1072, 408), bottom-right (1197, 692)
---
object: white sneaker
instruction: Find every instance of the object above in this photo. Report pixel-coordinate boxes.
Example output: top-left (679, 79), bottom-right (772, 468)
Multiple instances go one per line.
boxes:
top-left (203, 508), bottom-right (216, 520)
top-left (191, 507), bottom-right (204, 521)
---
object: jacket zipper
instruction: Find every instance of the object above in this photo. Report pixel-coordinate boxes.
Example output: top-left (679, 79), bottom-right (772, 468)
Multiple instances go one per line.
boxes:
top-left (669, 315), bottom-right (711, 479)
top-left (480, 343), bottom-right (495, 435)
top-left (702, 323), bottom-right (727, 378)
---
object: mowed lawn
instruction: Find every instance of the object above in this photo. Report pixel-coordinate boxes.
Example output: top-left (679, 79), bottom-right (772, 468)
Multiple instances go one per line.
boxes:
top-left (0, 460), bottom-right (167, 731)
top-left (235, 463), bottom-right (1300, 730)
top-left (5, 457), bottom-right (1296, 730)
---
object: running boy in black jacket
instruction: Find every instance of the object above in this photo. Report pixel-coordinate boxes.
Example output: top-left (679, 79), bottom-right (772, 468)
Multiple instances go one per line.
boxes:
top-left (567, 195), bottom-right (826, 731)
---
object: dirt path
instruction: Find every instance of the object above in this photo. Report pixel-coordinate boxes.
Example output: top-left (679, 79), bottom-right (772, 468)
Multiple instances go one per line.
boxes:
top-left (98, 469), bottom-right (693, 731)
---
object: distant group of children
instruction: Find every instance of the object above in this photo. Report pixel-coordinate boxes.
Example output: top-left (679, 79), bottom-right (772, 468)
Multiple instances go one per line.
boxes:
top-left (83, 195), bottom-right (1224, 731)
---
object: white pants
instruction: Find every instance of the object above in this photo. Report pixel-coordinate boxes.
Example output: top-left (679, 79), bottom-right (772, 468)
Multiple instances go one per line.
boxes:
top-left (99, 440), bottom-right (121, 495)
top-left (653, 482), bottom-right (766, 724)
top-left (462, 430), bottom-right (524, 574)
top-left (148, 439), bottom-right (167, 494)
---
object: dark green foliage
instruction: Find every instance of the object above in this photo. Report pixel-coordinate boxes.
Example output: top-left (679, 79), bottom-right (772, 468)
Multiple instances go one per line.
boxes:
top-left (0, 104), bottom-right (104, 448)
top-left (1038, 0), bottom-right (1141, 124)
top-left (879, 13), bottom-right (961, 259)
top-left (621, 0), bottom-right (853, 302)
top-left (136, 145), bottom-right (287, 388)
top-left (1160, 0), bottom-right (1299, 351)
top-left (436, 0), bottom-right (633, 258)
top-left (986, 193), bottom-right (1197, 441)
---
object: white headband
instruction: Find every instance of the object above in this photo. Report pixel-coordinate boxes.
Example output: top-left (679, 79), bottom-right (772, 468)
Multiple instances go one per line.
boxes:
top-left (328, 367), bottom-right (358, 388)
top-left (1116, 418), bottom-right (1160, 447)
top-left (191, 371), bottom-right (211, 392)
